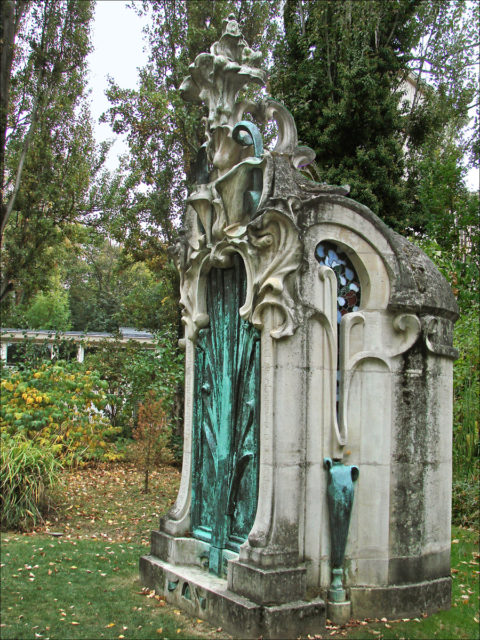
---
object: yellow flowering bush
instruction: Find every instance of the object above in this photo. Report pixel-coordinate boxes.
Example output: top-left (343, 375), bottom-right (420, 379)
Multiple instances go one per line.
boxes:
top-left (1, 362), bottom-right (121, 466)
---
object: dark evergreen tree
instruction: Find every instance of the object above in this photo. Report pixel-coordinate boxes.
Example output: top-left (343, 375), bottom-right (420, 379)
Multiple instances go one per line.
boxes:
top-left (271, 0), bottom-right (421, 231)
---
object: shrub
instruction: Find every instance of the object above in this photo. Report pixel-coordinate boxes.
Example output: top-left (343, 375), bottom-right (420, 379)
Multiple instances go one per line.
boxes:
top-left (0, 361), bottom-right (121, 465)
top-left (0, 432), bottom-right (62, 530)
top-left (452, 304), bottom-right (480, 476)
top-left (133, 390), bottom-right (173, 493)
top-left (85, 328), bottom-right (184, 441)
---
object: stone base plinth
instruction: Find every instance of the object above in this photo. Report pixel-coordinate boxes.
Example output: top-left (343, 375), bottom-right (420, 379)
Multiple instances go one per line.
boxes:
top-left (139, 554), bottom-right (326, 639)
top-left (350, 577), bottom-right (451, 619)
top-left (228, 559), bottom-right (307, 605)
top-left (327, 600), bottom-right (351, 625)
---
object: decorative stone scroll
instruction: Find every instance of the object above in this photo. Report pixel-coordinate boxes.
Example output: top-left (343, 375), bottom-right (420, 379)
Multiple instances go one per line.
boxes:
top-left (140, 14), bottom-right (459, 639)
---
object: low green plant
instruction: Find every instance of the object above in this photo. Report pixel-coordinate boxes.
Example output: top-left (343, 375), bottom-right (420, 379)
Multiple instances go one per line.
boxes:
top-left (453, 304), bottom-right (480, 478)
top-left (452, 476), bottom-right (480, 529)
top-left (0, 432), bottom-right (62, 530)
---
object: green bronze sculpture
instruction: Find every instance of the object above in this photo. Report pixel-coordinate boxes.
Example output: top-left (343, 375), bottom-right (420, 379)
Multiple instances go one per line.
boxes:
top-left (324, 458), bottom-right (359, 602)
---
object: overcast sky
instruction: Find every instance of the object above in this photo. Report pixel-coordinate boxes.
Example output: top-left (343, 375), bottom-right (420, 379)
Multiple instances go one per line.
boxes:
top-left (87, 0), bottom-right (478, 191)
top-left (87, 1), bottom-right (147, 171)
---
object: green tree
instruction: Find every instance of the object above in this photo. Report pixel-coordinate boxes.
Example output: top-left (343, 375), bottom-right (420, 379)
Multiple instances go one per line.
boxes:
top-left (63, 238), bottom-right (177, 332)
top-left (84, 329), bottom-right (184, 440)
top-left (402, 0), bottom-right (478, 161)
top-left (24, 280), bottom-right (72, 331)
top-left (0, 0), bottom-right (101, 307)
top-left (271, 0), bottom-right (418, 230)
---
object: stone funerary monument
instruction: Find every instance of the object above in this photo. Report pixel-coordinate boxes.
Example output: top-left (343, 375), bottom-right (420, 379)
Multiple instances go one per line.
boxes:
top-left (140, 16), bottom-right (458, 638)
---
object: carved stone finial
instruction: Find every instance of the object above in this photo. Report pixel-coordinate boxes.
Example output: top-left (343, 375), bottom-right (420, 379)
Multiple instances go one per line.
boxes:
top-left (176, 15), bottom-right (346, 343)
top-left (179, 15), bottom-right (265, 136)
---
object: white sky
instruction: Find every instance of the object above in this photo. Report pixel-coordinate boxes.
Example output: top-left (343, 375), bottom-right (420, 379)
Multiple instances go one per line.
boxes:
top-left (87, 0), bottom-right (148, 172)
top-left (88, 0), bottom-right (478, 191)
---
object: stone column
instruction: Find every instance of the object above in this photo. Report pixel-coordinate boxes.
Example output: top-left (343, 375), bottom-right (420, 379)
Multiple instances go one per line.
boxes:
top-left (227, 309), bottom-right (308, 605)
top-left (0, 342), bottom-right (8, 363)
top-left (76, 344), bottom-right (85, 363)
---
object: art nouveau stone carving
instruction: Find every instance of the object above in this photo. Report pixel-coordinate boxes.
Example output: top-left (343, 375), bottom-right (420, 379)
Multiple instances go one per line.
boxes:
top-left (140, 15), bottom-right (458, 638)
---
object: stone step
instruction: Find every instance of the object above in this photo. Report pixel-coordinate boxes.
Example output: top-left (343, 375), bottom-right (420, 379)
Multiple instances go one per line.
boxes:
top-left (139, 554), bottom-right (326, 639)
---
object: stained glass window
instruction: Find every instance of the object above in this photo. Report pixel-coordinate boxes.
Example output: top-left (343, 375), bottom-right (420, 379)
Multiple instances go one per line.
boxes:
top-left (315, 241), bottom-right (361, 408)
top-left (315, 241), bottom-right (361, 324)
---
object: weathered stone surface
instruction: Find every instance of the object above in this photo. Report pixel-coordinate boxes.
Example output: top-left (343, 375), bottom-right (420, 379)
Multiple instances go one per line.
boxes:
top-left (228, 560), bottom-right (307, 605)
top-left (139, 554), bottom-right (325, 639)
top-left (327, 600), bottom-right (352, 625)
top-left (350, 578), bottom-right (451, 619)
top-left (388, 550), bottom-right (451, 585)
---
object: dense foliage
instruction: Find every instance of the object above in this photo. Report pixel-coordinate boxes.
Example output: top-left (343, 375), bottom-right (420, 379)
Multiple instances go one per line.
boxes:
top-left (411, 236), bottom-right (479, 526)
top-left (0, 0), bottom-right (103, 305)
top-left (63, 239), bottom-right (178, 333)
top-left (271, 0), bottom-right (478, 235)
top-left (83, 329), bottom-right (184, 441)
top-left (272, 0), bottom-right (414, 227)
top-left (0, 360), bottom-right (119, 466)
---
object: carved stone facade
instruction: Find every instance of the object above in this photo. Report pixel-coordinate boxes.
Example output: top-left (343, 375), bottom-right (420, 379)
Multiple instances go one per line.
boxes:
top-left (140, 15), bottom-right (458, 638)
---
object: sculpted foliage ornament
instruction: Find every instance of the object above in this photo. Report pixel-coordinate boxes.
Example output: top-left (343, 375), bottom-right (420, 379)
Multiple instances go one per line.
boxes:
top-left (175, 13), bottom-right (341, 342)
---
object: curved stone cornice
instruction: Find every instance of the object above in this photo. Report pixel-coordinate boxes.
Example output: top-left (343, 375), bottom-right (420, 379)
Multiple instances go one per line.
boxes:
top-left (173, 207), bottom-right (303, 344)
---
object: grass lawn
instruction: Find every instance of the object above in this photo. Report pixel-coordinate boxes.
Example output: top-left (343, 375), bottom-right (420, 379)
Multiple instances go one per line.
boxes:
top-left (1, 462), bottom-right (479, 639)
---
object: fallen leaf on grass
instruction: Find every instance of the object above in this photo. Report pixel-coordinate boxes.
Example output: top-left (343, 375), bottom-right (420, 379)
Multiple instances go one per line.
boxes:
top-left (156, 629), bottom-right (163, 634)
top-left (106, 623), bottom-right (115, 628)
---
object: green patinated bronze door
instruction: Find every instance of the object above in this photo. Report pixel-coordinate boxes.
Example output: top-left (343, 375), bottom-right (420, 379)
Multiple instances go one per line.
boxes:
top-left (192, 254), bottom-right (260, 576)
